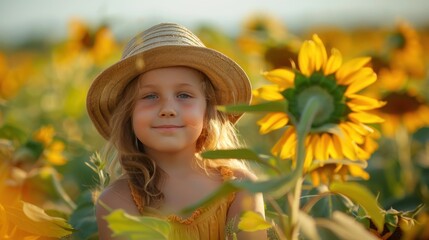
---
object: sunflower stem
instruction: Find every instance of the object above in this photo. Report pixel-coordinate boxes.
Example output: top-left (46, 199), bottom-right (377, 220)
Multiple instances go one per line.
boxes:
top-left (395, 124), bottom-right (415, 194)
top-left (289, 96), bottom-right (321, 240)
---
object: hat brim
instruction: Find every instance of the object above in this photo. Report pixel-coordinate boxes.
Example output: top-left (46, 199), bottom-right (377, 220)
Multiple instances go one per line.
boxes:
top-left (86, 45), bottom-right (251, 140)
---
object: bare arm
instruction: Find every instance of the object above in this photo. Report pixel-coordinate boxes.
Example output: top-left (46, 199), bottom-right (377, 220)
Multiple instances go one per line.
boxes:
top-left (227, 169), bottom-right (268, 240)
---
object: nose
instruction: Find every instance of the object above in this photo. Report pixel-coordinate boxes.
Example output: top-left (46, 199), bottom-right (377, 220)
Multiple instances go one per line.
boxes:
top-left (159, 98), bottom-right (177, 117)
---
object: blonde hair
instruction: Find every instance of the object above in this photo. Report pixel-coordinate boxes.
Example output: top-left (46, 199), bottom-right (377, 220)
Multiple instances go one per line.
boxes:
top-left (105, 68), bottom-right (249, 207)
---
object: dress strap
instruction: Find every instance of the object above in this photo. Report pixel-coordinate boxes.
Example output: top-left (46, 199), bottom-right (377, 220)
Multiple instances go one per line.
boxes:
top-left (128, 180), bottom-right (145, 214)
top-left (219, 166), bottom-right (234, 181)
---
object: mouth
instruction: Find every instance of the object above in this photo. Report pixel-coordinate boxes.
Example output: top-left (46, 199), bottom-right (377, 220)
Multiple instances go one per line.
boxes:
top-left (152, 125), bottom-right (184, 133)
top-left (153, 125), bottom-right (183, 129)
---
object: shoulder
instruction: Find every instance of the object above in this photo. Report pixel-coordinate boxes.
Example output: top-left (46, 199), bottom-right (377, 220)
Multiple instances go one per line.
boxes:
top-left (95, 177), bottom-right (140, 217)
top-left (95, 177), bottom-right (140, 240)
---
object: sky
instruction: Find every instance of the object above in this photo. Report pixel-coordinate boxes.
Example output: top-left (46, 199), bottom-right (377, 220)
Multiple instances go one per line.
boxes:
top-left (1, 0), bottom-right (429, 45)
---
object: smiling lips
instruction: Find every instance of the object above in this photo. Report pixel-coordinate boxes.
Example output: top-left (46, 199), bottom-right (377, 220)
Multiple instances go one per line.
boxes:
top-left (152, 125), bottom-right (184, 132)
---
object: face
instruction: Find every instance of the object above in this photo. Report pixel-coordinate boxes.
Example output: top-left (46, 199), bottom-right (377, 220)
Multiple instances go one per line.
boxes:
top-left (132, 67), bottom-right (207, 155)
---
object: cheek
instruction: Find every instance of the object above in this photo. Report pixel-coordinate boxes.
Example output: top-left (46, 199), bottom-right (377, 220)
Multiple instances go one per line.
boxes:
top-left (183, 104), bottom-right (206, 129)
top-left (132, 109), bottom-right (151, 132)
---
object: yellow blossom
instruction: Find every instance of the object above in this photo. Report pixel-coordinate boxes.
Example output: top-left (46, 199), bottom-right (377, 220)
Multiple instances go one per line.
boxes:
top-left (33, 125), bottom-right (55, 146)
top-left (44, 141), bottom-right (67, 165)
top-left (255, 34), bottom-right (385, 185)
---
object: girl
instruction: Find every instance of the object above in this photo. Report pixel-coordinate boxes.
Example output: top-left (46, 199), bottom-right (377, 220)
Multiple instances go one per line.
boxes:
top-left (87, 23), bottom-right (266, 240)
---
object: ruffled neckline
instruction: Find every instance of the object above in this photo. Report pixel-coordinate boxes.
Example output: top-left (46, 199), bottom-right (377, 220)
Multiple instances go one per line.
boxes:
top-left (129, 166), bottom-right (235, 225)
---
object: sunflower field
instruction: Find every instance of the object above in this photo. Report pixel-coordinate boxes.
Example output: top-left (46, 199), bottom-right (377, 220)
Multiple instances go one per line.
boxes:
top-left (1, 14), bottom-right (429, 239)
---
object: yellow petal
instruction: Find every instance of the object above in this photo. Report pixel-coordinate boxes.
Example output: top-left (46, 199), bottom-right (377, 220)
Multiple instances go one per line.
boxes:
top-left (345, 72), bottom-right (377, 95)
top-left (257, 112), bottom-right (289, 134)
top-left (298, 40), bottom-right (316, 76)
top-left (339, 123), bottom-right (364, 144)
top-left (271, 127), bottom-right (295, 159)
top-left (320, 168), bottom-right (330, 184)
top-left (331, 134), bottom-right (344, 159)
top-left (310, 171), bottom-right (321, 186)
top-left (280, 128), bottom-right (297, 159)
top-left (271, 130), bottom-right (289, 157)
top-left (336, 57), bottom-right (371, 81)
top-left (314, 133), bottom-right (329, 161)
top-left (344, 121), bottom-right (371, 136)
top-left (338, 67), bottom-right (374, 85)
top-left (362, 134), bottom-right (379, 155)
top-left (326, 135), bottom-right (339, 159)
top-left (324, 48), bottom-right (342, 75)
top-left (349, 165), bottom-right (370, 180)
top-left (320, 133), bottom-right (331, 160)
top-left (347, 94), bottom-right (386, 111)
top-left (304, 135), bottom-right (318, 170)
top-left (418, 106), bottom-right (429, 123)
top-left (253, 85), bottom-right (284, 101)
top-left (34, 126), bottom-right (55, 146)
top-left (349, 111), bottom-right (384, 124)
top-left (262, 69), bottom-right (295, 89)
top-left (335, 134), bottom-right (357, 160)
top-left (238, 211), bottom-right (272, 232)
top-left (313, 34), bottom-right (328, 71)
top-left (354, 144), bottom-right (371, 160)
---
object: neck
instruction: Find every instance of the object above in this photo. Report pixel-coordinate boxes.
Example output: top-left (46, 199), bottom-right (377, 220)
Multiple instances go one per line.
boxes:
top-left (144, 148), bottom-right (200, 177)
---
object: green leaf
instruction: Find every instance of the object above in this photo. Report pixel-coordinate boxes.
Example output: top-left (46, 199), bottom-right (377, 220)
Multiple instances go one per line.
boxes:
top-left (202, 148), bottom-right (260, 160)
top-left (181, 181), bottom-right (239, 214)
top-left (317, 211), bottom-right (379, 240)
top-left (232, 173), bottom-right (297, 197)
top-left (238, 211), bottom-right (271, 232)
top-left (413, 127), bottom-right (429, 143)
top-left (384, 212), bottom-right (398, 233)
top-left (298, 211), bottom-right (320, 240)
top-left (105, 209), bottom-right (171, 240)
top-left (0, 123), bottom-right (27, 143)
top-left (14, 140), bottom-right (44, 163)
top-left (69, 190), bottom-right (98, 240)
top-left (329, 181), bottom-right (384, 233)
top-left (202, 149), bottom-right (281, 174)
top-left (217, 100), bottom-right (287, 113)
top-left (6, 201), bottom-right (74, 238)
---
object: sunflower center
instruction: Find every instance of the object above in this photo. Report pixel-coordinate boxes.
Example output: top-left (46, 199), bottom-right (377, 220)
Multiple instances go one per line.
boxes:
top-left (380, 92), bottom-right (422, 114)
top-left (389, 32), bottom-right (406, 50)
top-left (282, 71), bottom-right (347, 128)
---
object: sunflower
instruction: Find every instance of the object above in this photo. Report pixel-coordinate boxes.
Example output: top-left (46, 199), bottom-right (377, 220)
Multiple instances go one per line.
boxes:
top-left (388, 21), bottom-right (425, 79)
top-left (238, 13), bottom-right (288, 51)
top-left (33, 126), bottom-right (67, 165)
top-left (255, 34), bottom-right (385, 184)
top-left (377, 89), bottom-right (429, 137)
top-left (237, 13), bottom-right (301, 72)
top-left (309, 162), bottom-right (370, 186)
top-left (0, 52), bottom-right (33, 101)
top-left (54, 18), bottom-right (119, 67)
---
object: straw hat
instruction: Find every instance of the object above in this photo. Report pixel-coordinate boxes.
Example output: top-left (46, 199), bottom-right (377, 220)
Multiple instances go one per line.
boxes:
top-left (86, 23), bottom-right (252, 140)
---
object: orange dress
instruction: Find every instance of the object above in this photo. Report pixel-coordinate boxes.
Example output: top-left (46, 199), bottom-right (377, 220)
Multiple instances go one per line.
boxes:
top-left (129, 167), bottom-right (235, 240)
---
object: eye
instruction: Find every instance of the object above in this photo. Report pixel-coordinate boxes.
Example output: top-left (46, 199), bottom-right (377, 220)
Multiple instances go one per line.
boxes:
top-left (177, 93), bottom-right (192, 99)
top-left (142, 93), bottom-right (158, 100)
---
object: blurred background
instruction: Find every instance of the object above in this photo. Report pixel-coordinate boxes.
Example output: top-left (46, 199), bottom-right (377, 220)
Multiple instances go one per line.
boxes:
top-left (1, 0), bottom-right (429, 239)
top-left (2, 0), bottom-right (429, 46)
